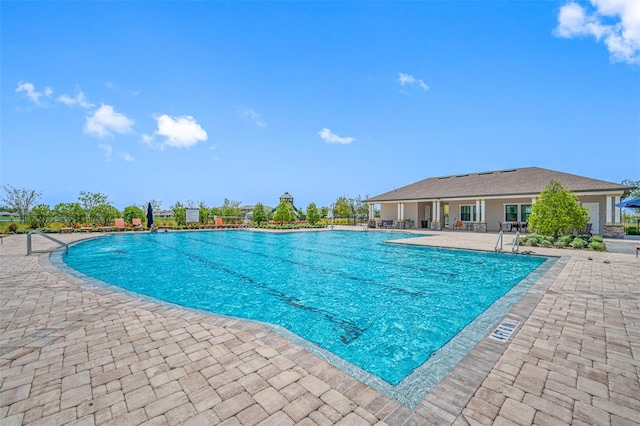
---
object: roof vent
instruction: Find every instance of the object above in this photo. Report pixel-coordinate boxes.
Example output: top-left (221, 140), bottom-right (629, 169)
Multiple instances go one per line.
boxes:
top-left (455, 174), bottom-right (469, 178)
top-left (499, 169), bottom-right (516, 173)
top-left (478, 172), bottom-right (493, 175)
top-left (437, 176), bottom-right (451, 179)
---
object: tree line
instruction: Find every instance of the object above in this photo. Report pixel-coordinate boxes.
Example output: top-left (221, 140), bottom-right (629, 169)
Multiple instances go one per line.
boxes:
top-left (0, 185), bottom-right (374, 229)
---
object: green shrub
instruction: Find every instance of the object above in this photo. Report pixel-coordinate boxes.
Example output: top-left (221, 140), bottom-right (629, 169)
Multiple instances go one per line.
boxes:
top-left (576, 234), bottom-right (590, 243)
top-left (16, 228), bottom-right (27, 234)
top-left (528, 237), bottom-right (541, 247)
top-left (38, 227), bottom-right (58, 233)
top-left (625, 226), bottom-right (639, 235)
top-left (559, 235), bottom-right (575, 245)
top-left (7, 223), bottom-right (18, 233)
top-left (588, 241), bottom-right (607, 251)
top-left (570, 238), bottom-right (588, 249)
top-left (554, 241), bottom-right (568, 248)
top-left (591, 235), bottom-right (604, 243)
top-left (540, 240), bottom-right (553, 248)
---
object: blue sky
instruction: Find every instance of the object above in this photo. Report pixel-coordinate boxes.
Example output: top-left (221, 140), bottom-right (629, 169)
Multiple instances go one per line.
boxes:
top-left (2, 1), bottom-right (639, 211)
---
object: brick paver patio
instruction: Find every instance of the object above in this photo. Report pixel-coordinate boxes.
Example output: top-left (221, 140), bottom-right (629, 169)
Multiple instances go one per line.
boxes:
top-left (1, 229), bottom-right (638, 425)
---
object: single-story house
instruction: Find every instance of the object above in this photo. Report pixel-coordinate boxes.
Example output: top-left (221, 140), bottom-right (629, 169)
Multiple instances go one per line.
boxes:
top-left (365, 167), bottom-right (633, 237)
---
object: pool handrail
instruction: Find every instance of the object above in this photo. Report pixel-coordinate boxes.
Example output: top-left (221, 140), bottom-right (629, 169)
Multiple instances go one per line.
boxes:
top-left (512, 231), bottom-right (520, 254)
top-left (27, 230), bottom-right (69, 255)
top-left (495, 230), bottom-right (503, 252)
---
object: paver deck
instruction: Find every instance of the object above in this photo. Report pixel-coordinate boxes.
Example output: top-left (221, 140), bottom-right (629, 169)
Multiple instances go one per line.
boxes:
top-left (1, 229), bottom-right (638, 425)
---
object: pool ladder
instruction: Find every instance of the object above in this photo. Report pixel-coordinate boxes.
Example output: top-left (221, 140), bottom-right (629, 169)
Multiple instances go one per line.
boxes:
top-left (495, 230), bottom-right (520, 254)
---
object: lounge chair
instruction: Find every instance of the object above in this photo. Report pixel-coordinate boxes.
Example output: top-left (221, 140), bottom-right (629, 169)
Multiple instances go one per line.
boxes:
top-left (132, 218), bottom-right (143, 230)
top-left (114, 218), bottom-right (127, 231)
top-left (454, 220), bottom-right (463, 230)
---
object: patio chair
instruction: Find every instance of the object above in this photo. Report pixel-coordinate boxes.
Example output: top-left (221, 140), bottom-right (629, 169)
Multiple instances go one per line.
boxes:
top-left (114, 218), bottom-right (127, 231)
top-left (132, 218), bottom-right (143, 230)
top-left (578, 223), bottom-right (592, 237)
top-left (454, 220), bottom-right (463, 230)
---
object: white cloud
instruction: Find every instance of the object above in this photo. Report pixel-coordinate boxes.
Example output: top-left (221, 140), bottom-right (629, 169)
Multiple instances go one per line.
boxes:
top-left (397, 73), bottom-right (429, 91)
top-left (240, 108), bottom-right (266, 128)
top-left (154, 114), bottom-right (208, 148)
top-left (554, 0), bottom-right (640, 64)
top-left (318, 128), bottom-right (355, 145)
top-left (15, 82), bottom-right (53, 105)
top-left (85, 104), bottom-right (135, 138)
top-left (122, 153), bottom-right (134, 162)
top-left (98, 143), bottom-right (113, 161)
top-left (58, 90), bottom-right (94, 108)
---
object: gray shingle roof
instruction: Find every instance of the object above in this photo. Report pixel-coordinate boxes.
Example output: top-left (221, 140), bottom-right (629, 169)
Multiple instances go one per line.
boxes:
top-left (366, 167), bottom-right (631, 202)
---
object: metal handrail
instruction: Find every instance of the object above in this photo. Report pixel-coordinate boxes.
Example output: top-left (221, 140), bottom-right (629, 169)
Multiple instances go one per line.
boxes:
top-left (495, 230), bottom-right (503, 251)
top-left (27, 230), bottom-right (69, 255)
top-left (512, 231), bottom-right (520, 254)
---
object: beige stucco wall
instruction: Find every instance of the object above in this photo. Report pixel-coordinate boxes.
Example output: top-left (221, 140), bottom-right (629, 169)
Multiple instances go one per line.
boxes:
top-left (376, 194), bottom-right (616, 235)
top-left (379, 204), bottom-right (397, 221)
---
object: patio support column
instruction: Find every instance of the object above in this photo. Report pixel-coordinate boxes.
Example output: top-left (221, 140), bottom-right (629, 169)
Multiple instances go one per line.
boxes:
top-left (397, 203), bottom-right (401, 221)
top-left (431, 201), bottom-right (441, 230)
top-left (475, 199), bottom-right (480, 222)
top-left (368, 203), bottom-right (375, 221)
top-left (481, 199), bottom-right (486, 222)
top-left (604, 195), bottom-right (625, 238)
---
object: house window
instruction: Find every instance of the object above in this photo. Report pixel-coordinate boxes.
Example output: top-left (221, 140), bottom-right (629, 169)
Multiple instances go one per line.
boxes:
top-left (460, 205), bottom-right (483, 221)
top-left (521, 205), bottom-right (532, 222)
top-left (505, 205), bottom-right (518, 222)
top-left (460, 205), bottom-right (471, 221)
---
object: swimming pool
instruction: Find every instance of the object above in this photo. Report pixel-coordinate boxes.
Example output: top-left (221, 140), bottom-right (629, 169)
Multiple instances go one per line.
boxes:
top-left (60, 230), bottom-right (550, 402)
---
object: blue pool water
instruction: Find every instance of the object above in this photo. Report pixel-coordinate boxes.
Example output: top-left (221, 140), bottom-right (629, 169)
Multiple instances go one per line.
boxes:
top-left (62, 230), bottom-right (546, 386)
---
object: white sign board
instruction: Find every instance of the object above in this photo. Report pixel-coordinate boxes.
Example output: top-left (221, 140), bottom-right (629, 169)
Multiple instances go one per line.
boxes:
top-left (186, 208), bottom-right (199, 223)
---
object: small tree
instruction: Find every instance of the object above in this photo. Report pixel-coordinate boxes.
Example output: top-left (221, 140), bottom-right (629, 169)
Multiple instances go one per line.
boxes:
top-left (333, 196), bottom-right (351, 219)
top-left (273, 200), bottom-right (294, 224)
top-left (306, 202), bottom-right (320, 225)
top-left (171, 202), bottom-right (187, 226)
top-left (54, 203), bottom-right (86, 227)
top-left (252, 202), bottom-right (268, 225)
top-left (27, 204), bottom-right (52, 229)
top-left (1, 185), bottom-right (41, 222)
top-left (199, 204), bottom-right (211, 224)
top-left (91, 204), bottom-right (120, 226)
top-left (621, 179), bottom-right (640, 214)
top-left (528, 181), bottom-right (589, 241)
top-left (355, 194), bottom-right (369, 223)
top-left (141, 199), bottom-right (163, 214)
top-left (123, 205), bottom-right (145, 225)
top-left (220, 199), bottom-right (242, 222)
top-left (621, 179), bottom-right (640, 198)
top-left (78, 191), bottom-right (109, 221)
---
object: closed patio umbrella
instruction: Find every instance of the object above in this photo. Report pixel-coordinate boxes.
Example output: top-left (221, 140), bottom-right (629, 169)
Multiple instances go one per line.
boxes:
top-left (146, 202), bottom-right (154, 228)
top-left (615, 197), bottom-right (640, 208)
